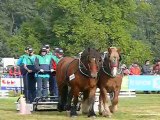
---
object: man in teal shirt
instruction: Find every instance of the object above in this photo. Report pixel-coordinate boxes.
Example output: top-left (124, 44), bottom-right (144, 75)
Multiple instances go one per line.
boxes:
top-left (22, 48), bottom-right (37, 103)
top-left (16, 47), bottom-right (29, 97)
top-left (49, 48), bottom-right (64, 97)
top-left (34, 47), bottom-right (54, 97)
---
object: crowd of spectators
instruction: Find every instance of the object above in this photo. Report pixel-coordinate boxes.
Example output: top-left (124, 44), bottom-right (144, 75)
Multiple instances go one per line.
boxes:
top-left (121, 59), bottom-right (160, 76)
top-left (8, 66), bottom-right (21, 77)
top-left (121, 59), bottom-right (160, 94)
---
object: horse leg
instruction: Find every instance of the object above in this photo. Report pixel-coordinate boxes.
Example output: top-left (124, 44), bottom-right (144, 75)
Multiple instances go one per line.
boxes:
top-left (100, 87), bottom-right (112, 117)
top-left (109, 90), bottom-right (119, 113)
top-left (88, 87), bottom-right (97, 117)
top-left (70, 90), bottom-right (79, 117)
top-left (58, 85), bottom-right (68, 112)
top-left (82, 90), bottom-right (90, 114)
top-left (98, 91), bottom-right (104, 115)
top-left (65, 87), bottom-right (72, 111)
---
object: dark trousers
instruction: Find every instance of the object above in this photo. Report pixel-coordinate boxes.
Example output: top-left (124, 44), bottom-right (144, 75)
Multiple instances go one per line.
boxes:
top-left (49, 76), bottom-right (58, 96)
top-left (36, 77), bottom-right (49, 97)
top-left (22, 74), bottom-right (27, 98)
top-left (27, 73), bottom-right (36, 103)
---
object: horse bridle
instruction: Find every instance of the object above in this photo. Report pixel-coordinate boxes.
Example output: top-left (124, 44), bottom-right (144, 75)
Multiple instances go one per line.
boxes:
top-left (79, 56), bottom-right (100, 78)
top-left (78, 58), bottom-right (91, 77)
top-left (101, 53), bottom-right (122, 77)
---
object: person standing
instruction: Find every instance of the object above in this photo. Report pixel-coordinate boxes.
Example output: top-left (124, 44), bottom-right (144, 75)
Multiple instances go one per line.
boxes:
top-left (142, 60), bottom-right (152, 75)
top-left (121, 64), bottom-right (130, 75)
top-left (153, 60), bottom-right (160, 75)
top-left (16, 47), bottom-right (29, 97)
top-left (142, 60), bottom-right (152, 94)
top-left (34, 47), bottom-right (54, 98)
top-left (22, 48), bottom-right (36, 103)
top-left (129, 62), bottom-right (141, 75)
top-left (9, 66), bottom-right (21, 77)
top-left (55, 48), bottom-right (64, 60)
top-left (49, 48), bottom-right (63, 97)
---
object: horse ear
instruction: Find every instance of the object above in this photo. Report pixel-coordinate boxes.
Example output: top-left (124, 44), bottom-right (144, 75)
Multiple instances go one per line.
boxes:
top-left (97, 47), bottom-right (101, 52)
top-left (88, 47), bottom-right (91, 52)
top-left (108, 48), bottom-right (111, 53)
top-left (117, 48), bottom-right (121, 53)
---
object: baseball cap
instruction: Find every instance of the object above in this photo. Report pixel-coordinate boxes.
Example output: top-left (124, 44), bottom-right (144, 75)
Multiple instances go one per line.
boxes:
top-left (28, 48), bottom-right (33, 53)
top-left (45, 44), bottom-right (50, 49)
top-left (25, 46), bottom-right (30, 50)
top-left (54, 47), bottom-right (60, 53)
top-left (58, 49), bottom-right (64, 55)
top-left (41, 47), bottom-right (47, 52)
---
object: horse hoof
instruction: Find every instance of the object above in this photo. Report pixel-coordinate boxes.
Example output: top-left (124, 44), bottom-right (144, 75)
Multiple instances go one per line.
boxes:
top-left (102, 111), bottom-right (112, 117)
top-left (99, 112), bottom-right (102, 115)
top-left (82, 112), bottom-right (88, 115)
top-left (109, 115), bottom-right (112, 118)
top-left (88, 113), bottom-right (97, 117)
top-left (109, 106), bottom-right (113, 113)
top-left (102, 114), bottom-right (112, 118)
top-left (70, 112), bottom-right (78, 117)
top-left (109, 106), bottom-right (117, 113)
top-left (92, 116), bottom-right (96, 119)
top-left (71, 115), bottom-right (78, 118)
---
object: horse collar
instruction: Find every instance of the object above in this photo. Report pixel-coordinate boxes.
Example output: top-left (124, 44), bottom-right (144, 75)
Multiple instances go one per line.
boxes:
top-left (101, 61), bottom-right (122, 78)
top-left (78, 59), bottom-right (91, 78)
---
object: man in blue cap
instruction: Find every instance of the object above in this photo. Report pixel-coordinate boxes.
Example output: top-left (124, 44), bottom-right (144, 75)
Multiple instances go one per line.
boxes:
top-left (49, 48), bottom-right (64, 97)
top-left (16, 47), bottom-right (30, 97)
top-left (34, 47), bottom-right (54, 97)
top-left (22, 47), bottom-right (37, 103)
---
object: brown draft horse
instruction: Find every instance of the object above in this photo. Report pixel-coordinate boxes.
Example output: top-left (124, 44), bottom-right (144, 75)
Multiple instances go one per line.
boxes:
top-left (98, 47), bottom-right (123, 117)
top-left (56, 48), bottom-right (102, 117)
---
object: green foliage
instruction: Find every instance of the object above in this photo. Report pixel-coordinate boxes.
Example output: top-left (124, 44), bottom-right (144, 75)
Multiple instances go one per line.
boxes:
top-left (0, 26), bottom-right (11, 57)
top-left (1, 0), bottom-right (159, 65)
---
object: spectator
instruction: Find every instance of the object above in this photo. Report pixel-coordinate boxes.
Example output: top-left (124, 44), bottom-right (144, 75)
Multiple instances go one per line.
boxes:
top-left (142, 60), bottom-right (152, 94)
top-left (129, 62), bottom-right (141, 75)
top-left (153, 59), bottom-right (160, 75)
top-left (142, 60), bottom-right (152, 75)
top-left (9, 66), bottom-right (21, 77)
top-left (121, 64), bottom-right (130, 75)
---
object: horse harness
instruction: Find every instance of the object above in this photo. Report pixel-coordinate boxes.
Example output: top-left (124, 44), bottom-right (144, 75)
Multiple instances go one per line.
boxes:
top-left (65, 58), bottom-right (94, 82)
top-left (101, 52), bottom-right (122, 78)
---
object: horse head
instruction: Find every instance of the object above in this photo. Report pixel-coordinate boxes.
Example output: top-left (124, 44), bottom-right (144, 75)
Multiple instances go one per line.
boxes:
top-left (103, 47), bottom-right (121, 77)
top-left (80, 47), bottom-right (102, 78)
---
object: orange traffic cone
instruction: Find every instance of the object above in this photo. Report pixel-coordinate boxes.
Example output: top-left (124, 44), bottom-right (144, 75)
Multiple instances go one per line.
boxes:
top-left (19, 95), bottom-right (31, 115)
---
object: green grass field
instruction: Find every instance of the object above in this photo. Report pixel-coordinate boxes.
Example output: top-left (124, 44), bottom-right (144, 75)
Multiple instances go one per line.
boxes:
top-left (0, 94), bottom-right (160, 120)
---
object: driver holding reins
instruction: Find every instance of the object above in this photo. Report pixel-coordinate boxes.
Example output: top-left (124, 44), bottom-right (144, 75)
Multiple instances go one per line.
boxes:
top-left (34, 47), bottom-right (54, 98)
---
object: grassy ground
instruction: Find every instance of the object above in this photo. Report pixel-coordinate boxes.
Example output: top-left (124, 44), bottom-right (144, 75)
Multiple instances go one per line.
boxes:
top-left (0, 94), bottom-right (160, 120)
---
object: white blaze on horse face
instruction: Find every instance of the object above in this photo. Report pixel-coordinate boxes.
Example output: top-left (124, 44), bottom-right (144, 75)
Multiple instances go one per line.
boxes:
top-left (112, 67), bottom-right (117, 77)
top-left (90, 58), bottom-right (98, 78)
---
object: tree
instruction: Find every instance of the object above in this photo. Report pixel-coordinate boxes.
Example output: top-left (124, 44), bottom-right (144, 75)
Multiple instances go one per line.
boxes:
top-left (36, 0), bottom-right (152, 64)
top-left (0, 26), bottom-right (11, 57)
